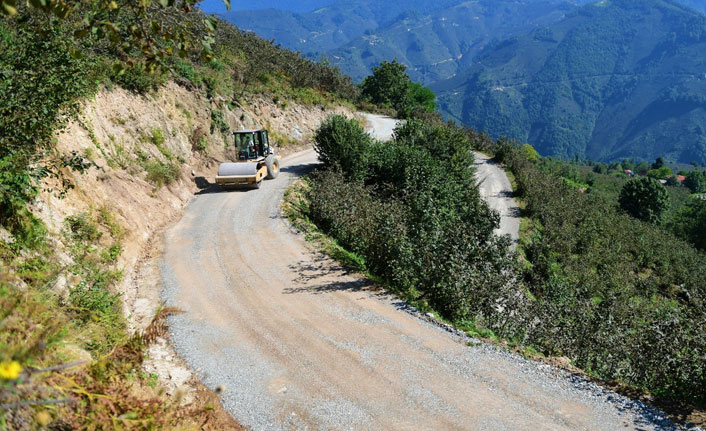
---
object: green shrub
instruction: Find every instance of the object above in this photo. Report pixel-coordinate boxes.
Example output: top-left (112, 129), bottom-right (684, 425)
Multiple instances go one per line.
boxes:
top-left (144, 160), bottom-right (180, 187)
top-left (309, 117), bottom-right (516, 321)
top-left (684, 170), bottom-right (706, 193)
top-left (65, 213), bottom-right (102, 242)
top-left (149, 128), bottom-right (166, 146)
top-left (313, 115), bottom-right (374, 181)
top-left (619, 176), bottom-right (670, 224)
top-left (481, 138), bottom-right (706, 403)
top-left (210, 109), bottom-right (230, 134)
top-left (669, 199), bottom-right (706, 251)
top-left (69, 281), bottom-right (121, 319)
top-left (110, 63), bottom-right (164, 94)
top-left (0, 20), bottom-right (97, 234)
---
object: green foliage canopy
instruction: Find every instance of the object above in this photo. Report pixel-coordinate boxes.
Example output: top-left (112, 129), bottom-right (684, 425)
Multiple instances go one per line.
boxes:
top-left (684, 170), bottom-right (706, 193)
top-left (309, 114), bottom-right (515, 321)
top-left (360, 59), bottom-right (411, 113)
top-left (669, 199), bottom-right (706, 251)
top-left (619, 177), bottom-right (671, 224)
top-left (360, 59), bottom-right (436, 118)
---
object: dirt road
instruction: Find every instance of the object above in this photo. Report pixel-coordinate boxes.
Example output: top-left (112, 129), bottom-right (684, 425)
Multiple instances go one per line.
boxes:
top-left (474, 152), bottom-right (521, 248)
top-left (161, 120), bottom-right (679, 430)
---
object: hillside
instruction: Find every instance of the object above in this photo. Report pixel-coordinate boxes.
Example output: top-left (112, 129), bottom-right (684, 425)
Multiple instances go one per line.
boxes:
top-left (0, 5), bottom-right (359, 428)
top-left (433, 0), bottom-right (706, 163)
top-left (328, 0), bottom-right (581, 83)
top-left (215, 0), bottom-right (463, 54)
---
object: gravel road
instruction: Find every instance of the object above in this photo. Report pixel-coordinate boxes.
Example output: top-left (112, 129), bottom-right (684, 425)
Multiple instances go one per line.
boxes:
top-left (474, 152), bottom-right (521, 248)
top-left (364, 113), bottom-right (399, 140)
top-left (161, 118), bottom-right (687, 430)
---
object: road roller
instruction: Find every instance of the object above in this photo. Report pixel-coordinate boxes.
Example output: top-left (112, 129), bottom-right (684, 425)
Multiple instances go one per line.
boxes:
top-left (215, 129), bottom-right (281, 189)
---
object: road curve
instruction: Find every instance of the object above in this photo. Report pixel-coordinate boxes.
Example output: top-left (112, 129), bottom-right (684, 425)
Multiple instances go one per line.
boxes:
top-left (474, 152), bottom-right (521, 248)
top-left (161, 120), bottom-right (677, 430)
top-left (363, 113), bottom-right (399, 140)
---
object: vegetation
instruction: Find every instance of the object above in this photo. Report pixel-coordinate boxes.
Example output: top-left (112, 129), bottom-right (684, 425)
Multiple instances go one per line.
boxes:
top-left (669, 199), bottom-right (706, 251)
top-left (684, 170), bottom-right (706, 193)
top-left (0, 2), bottom-right (357, 428)
top-left (306, 114), bottom-right (706, 407)
top-left (360, 60), bottom-right (437, 118)
top-left (618, 177), bottom-right (670, 224)
top-left (0, 209), bottom-right (241, 429)
top-left (436, 0), bottom-right (706, 164)
top-left (312, 114), bottom-right (516, 325)
top-left (483, 137), bottom-right (706, 405)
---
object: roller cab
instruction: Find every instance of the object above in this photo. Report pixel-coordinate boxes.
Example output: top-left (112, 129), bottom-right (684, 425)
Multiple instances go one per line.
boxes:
top-left (216, 129), bottom-right (281, 189)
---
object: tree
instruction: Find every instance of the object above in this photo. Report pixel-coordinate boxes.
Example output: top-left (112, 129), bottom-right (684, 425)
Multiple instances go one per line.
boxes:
top-left (647, 166), bottom-right (673, 179)
top-left (360, 59), bottom-right (411, 114)
top-left (619, 177), bottom-right (670, 224)
top-left (636, 161), bottom-right (650, 176)
top-left (669, 199), bottom-right (706, 251)
top-left (360, 59), bottom-right (437, 118)
top-left (520, 144), bottom-right (540, 162)
top-left (651, 156), bottom-right (665, 169)
top-left (407, 81), bottom-right (437, 114)
top-left (593, 163), bottom-right (607, 174)
top-left (684, 170), bottom-right (706, 193)
top-left (1, 0), bottom-right (227, 73)
top-left (665, 175), bottom-right (679, 186)
top-left (313, 115), bottom-right (373, 181)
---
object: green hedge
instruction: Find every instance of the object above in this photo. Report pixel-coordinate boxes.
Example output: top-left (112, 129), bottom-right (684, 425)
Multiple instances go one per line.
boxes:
top-left (310, 115), bottom-right (517, 321)
top-left (493, 139), bottom-right (706, 403)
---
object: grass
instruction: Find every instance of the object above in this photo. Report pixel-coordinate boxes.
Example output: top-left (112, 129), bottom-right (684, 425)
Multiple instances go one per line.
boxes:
top-left (0, 204), bottom-right (244, 429)
top-left (270, 130), bottom-right (300, 149)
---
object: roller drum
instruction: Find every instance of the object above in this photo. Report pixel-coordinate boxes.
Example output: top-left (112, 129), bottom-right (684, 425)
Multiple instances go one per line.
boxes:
top-left (218, 162), bottom-right (259, 177)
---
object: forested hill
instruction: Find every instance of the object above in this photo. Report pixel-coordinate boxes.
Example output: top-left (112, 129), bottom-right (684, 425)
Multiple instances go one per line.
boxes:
top-left (433, 0), bottom-right (706, 163)
top-left (328, 0), bottom-right (580, 83)
top-left (214, 0), bottom-right (466, 54)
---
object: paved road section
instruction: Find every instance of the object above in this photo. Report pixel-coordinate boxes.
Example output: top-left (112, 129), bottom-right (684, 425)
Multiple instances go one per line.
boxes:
top-left (474, 152), bottom-right (521, 248)
top-left (162, 125), bottom-right (682, 430)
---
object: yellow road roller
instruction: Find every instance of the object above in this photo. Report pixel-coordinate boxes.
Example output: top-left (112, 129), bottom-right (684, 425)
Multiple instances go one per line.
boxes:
top-left (215, 129), bottom-right (281, 189)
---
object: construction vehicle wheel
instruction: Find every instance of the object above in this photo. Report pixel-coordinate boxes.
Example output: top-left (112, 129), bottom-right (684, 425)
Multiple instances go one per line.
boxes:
top-left (265, 155), bottom-right (280, 179)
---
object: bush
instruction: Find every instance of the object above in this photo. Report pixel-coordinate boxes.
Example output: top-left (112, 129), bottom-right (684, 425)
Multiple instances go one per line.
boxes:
top-left (477, 138), bottom-right (706, 403)
top-left (313, 115), bottom-right (374, 181)
top-left (109, 63), bottom-right (164, 94)
top-left (210, 109), bottom-right (230, 134)
top-left (65, 213), bottom-right (102, 242)
top-left (619, 176), bottom-right (670, 224)
top-left (309, 117), bottom-right (516, 321)
top-left (669, 199), bottom-right (706, 251)
top-left (0, 20), bottom-right (97, 233)
top-left (684, 170), bottom-right (706, 193)
top-left (144, 161), bottom-right (180, 187)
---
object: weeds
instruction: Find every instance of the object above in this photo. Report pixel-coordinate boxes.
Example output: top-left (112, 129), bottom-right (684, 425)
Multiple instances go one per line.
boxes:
top-left (143, 161), bottom-right (180, 187)
top-left (210, 109), bottom-right (229, 135)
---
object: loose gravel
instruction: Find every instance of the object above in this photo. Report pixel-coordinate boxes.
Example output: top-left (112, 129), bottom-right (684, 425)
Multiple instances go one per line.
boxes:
top-left (161, 118), bottom-right (702, 430)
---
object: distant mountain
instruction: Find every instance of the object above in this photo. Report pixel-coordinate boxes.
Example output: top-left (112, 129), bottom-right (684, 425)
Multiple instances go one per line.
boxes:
top-left (328, 0), bottom-right (582, 84)
top-left (434, 0), bottom-right (706, 163)
top-left (677, 0), bottom-right (706, 13)
top-left (215, 0), bottom-right (464, 54)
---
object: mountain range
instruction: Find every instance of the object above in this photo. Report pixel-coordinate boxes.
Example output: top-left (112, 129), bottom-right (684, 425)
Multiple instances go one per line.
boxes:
top-left (209, 0), bottom-right (706, 163)
top-left (433, 0), bottom-right (706, 163)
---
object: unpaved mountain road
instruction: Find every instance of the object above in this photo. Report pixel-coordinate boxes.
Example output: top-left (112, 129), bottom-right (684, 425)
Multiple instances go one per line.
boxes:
top-left (161, 116), bottom-right (681, 430)
top-left (474, 152), bottom-right (521, 248)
